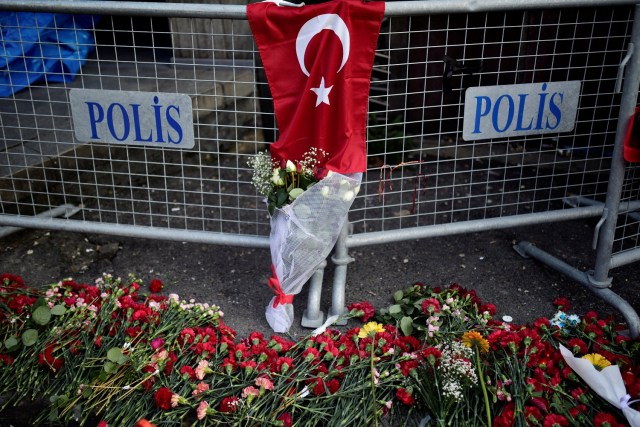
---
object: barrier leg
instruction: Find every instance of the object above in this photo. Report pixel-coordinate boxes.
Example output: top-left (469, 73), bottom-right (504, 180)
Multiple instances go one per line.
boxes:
top-left (301, 260), bottom-right (327, 328)
top-left (328, 223), bottom-right (354, 325)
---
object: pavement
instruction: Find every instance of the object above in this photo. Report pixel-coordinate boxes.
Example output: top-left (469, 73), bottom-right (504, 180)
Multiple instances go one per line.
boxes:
top-left (2, 214), bottom-right (639, 340)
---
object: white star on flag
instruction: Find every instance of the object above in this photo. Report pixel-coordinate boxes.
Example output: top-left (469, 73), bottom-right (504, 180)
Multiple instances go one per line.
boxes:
top-left (310, 77), bottom-right (333, 107)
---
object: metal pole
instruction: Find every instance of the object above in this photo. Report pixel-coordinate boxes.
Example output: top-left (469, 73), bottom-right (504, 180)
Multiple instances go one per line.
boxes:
top-left (0, 214), bottom-right (271, 248)
top-left (0, 0), bottom-right (638, 18)
top-left (0, 204), bottom-right (80, 239)
top-left (591, 4), bottom-right (640, 284)
top-left (329, 223), bottom-right (354, 325)
top-left (302, 260), bottom-right (327, 328)
top-left (346, 205), bottom-right (604, 248)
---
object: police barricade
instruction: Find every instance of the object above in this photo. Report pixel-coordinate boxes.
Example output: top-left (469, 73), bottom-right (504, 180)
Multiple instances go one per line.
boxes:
top-left (0, 0), bottom-right (638, 336)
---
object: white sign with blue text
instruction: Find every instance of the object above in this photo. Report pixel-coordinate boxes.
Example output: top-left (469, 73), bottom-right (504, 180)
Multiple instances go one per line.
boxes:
top-left (70, 89), bottom-right (194, 149)
top-left (463, 81), bottom-right (581, 141)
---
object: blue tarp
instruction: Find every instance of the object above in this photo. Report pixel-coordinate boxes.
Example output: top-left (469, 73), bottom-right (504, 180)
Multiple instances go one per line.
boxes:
top-left (0, 12), bottom-right (97, 97)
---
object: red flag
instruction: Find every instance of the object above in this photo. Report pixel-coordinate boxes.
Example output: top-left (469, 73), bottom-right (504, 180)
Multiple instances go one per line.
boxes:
top-left (624, 106), bottom-right (640, 162)
top-left (248, 0), bottom-right (385, 175)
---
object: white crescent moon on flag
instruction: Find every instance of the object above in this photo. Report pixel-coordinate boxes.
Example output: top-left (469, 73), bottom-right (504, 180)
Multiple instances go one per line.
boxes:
top-left (295, 13), bottom-right (350, 77)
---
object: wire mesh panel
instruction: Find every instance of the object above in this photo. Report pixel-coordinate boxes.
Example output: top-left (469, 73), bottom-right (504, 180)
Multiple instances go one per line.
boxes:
top-left (614, 163), bottom-right (640, 255)
top-left (0, 10), bottom-right (271, 237)
top-left (0, 2), bottom-right (638, 260)
top-left (353, 7), bottom-right (635, 236)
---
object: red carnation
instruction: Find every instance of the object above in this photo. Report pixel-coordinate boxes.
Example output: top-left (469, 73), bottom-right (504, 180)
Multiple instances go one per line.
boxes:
top-left (421, 298), bottom-right (441, 314)
top-left (348, 301), bottom-right (375, 322)
top-left (421, 346), bottom-right (442, 364)
top-left (594, 412), bottom-right (625, 427)
top-left (0, 354), bottom-right (14, 366)
top-left (276, 357), bottom-right (294, 373)
top-left (154, 387), bottom-right (173, 411)
top-left (543, 413), bottom-right (569, 427)
top-left (326, 378), bottom-right (340, 394)
top-left (149, 279), bottom-right (163, 293)
top-left (277, 413), bottom-right (292, 427)
top-left (219, 396), bottom-right (239, 413)
top-left (180, 365), bottom-right (197, 381)
top-left (396, 388), bottom-right (415, 406)
top-left (566, 338), bottom-right (588, 355)
top-left (38, 344), bottom-right (64, 372)
top-left (479, 303), bottom-right (497, 316)
top-left (552, 297), bottom-right (571, 311)
top-left (0, 273), bottom-right (24, 287)
top-left (525, 406), bottom-right (543, 424)
top-left (302, 347), bottom-right (321, 362)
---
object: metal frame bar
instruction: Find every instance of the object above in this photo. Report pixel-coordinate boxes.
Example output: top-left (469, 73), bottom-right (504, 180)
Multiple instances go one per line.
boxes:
top-left (1, 0), bottom-right (639, 18)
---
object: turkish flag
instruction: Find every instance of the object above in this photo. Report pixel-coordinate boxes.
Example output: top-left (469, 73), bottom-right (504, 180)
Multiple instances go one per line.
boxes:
top-left (248, 0), bottom-right (385, 175)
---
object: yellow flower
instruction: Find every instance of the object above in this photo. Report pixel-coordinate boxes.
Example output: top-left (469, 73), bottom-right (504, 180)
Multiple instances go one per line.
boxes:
top-left (358, 321), bottom-right (385, 339)
top-left (582, 353), bottom-right (611, 370)
top-left (462, 331), bottom-right (490, 353)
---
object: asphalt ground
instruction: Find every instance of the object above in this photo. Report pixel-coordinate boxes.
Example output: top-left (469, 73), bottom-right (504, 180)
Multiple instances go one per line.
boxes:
top-left (1, 215), bottom-right (639, 340)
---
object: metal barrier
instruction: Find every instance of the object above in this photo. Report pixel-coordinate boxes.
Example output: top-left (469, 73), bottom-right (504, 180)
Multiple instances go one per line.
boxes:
top-left (1, 0), bottom-right (639, 336)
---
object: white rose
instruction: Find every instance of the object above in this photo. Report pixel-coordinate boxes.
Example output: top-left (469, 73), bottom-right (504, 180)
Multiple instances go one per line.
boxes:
top-left (285, 160), bottom-right (297, 173)
top-left (271, 169), bottom-right (284, 186)
top-left (341, 190), bottom-right (355, 202)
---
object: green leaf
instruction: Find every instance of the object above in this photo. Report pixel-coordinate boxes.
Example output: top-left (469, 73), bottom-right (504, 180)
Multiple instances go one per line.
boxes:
top-left (4, 336), bottom-right (19, 352)
top-left (50, 394), bottom-right (68, 407)
top-left (107, 348), bottom-right (123, 363)
top-left (103, 361), bottom-right (117, 374)
top-left (276, 189), bottom-right (288, 206)
top-left (82, 386), bottom-right (92, 398)
top-left (32, 297), bottom-right (48, 310)
top-left (388, 304), bottom-right (402, 315)
top-left (393, 291), bottom-right (404, 302)
top-left (288, 187), bottom-right (304, 200)
top-left (50, 305), bottom-right (66, 316)
top-left (32, 306), bottom-right (51, 326)
top-left (400, 317), bottom-right (414, 336)
top-left (21, 329), bottom-right (38, 346)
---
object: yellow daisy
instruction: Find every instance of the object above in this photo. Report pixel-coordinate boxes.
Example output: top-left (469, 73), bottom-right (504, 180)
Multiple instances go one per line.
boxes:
top-left (462, 331), bottom-right (490, 353)
top-left (358, 321), bottom-right (385, 339)
top-left (582, 353), bottom-right (612, 370)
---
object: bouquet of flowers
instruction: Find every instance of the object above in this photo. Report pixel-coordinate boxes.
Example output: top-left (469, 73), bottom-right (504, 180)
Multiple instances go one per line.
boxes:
top-left (249, 149), bottom-right (361, 332)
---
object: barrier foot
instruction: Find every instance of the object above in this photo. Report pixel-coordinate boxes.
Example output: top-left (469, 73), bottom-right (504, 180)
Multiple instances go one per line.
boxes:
top-left (301, 260), bottom-right (327, 328)
top-left (514, 241), bottom-right (640, 339)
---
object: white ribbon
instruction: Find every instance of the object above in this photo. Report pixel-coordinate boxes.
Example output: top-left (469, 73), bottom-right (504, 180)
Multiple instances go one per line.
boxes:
top-left (311, 314), bottom-right (340, 336)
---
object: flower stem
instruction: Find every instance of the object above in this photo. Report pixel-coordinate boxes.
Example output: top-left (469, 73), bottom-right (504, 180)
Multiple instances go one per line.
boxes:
top-left (370, 340), bottom-right (378, 427)
top-left (475, 347), bottom-right (492, 427)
